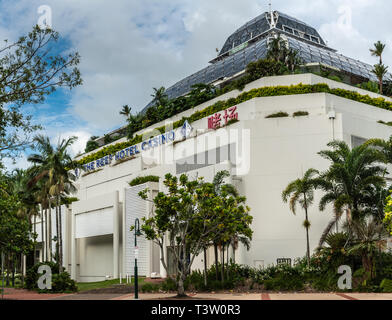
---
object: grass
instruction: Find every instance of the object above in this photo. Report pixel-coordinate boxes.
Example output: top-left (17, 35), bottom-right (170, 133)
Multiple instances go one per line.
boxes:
top-left (77, 277), bottom-right (146, 292)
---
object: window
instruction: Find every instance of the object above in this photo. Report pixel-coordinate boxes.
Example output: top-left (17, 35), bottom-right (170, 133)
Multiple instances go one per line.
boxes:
top-left (283, 26), bottom-right (293, 34)
top-left (311, 36), bottom-right (320, 44)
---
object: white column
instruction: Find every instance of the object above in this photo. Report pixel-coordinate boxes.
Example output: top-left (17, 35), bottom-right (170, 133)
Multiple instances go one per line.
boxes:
top-left (113, 191), bottom-right (119, 279)
top-left (71, 212), bottom-right (76, 280)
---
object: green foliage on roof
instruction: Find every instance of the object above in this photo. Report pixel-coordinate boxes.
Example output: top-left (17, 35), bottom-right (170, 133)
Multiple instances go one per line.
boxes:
top-left (78, 83), bottom-right (392, 166)
top-left (129, 175), bottom-right (160, 187)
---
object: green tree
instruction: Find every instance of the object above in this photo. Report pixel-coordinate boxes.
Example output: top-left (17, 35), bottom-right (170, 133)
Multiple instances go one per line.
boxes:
top-left (370, 41), bottom-right (386, 65)
top-left (316, 140), bottom-right (386, 246)
top-left (84, 136), bottom-right (100, 153)
top-left (119, 105), bottom-right (132, 118)
top-left (346, 217), bottom-right (387, 280)
top-left (137, 173), bottom-right (251, 296)
top-left (207, 171), bottom-right (252, 285)
top-left (282, 168), bottom-right (319, 267)
top-left (0, 25), bottom-right (82, 161)
top-left (151, 87), bottom-right (168, 108)
top-left (0, 175), bottom-right (35, 287)
top-left (372, 64), bottom-right (388, 95)
top-left (28, 135), bottom-right (80, 272)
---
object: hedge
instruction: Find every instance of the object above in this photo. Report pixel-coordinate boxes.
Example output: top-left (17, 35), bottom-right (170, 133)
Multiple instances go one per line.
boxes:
top-left (78, 83), bottom-right (392, 165)
top-left (129, 175), bottom-right (160, 187)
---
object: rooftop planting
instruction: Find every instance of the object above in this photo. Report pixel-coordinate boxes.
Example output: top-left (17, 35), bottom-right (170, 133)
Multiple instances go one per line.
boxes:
top-left (77, 83), bottom-right (392, 166)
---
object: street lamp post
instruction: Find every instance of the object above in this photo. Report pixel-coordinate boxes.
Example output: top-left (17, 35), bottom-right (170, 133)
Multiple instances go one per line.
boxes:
top-left (134, 218), bottom-right (141, 299)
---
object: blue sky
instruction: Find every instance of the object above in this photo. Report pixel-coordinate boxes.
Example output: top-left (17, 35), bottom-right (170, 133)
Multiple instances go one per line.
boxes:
top-left (1, 0), bottom-right (391, 170)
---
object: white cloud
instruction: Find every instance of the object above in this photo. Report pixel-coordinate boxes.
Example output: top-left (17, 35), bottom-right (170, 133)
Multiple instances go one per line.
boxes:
top-left (56, 131), bottom-right (92, 157)
top-left (1, 0), bottom-right (392, 173)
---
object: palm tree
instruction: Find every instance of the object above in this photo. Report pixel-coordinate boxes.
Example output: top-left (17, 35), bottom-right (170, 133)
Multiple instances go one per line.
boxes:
top-left (119, 105), bottom-right (132, 119)
top-left (267, 35), bottom-right (288, 63)
top-left (282, 168), bottom-right (319, 267)
top-left (151, 87), bottom-right (168, 107)
top-left (346, 217), bottom-right (388, 280)
top-left (28, 135), bottom-right (80, 272)
top-left (370, 41), bottom-right (386, 65)
top-left (316, 141), bottom-right (386, 246)
top-left (366, 136), bottom-right (392, 164)
top-left (372, 64), bottom-right (388, 95)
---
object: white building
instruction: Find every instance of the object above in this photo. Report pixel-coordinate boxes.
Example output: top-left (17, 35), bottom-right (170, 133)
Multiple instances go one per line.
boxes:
top-left (33, 12), bottom-right (392, 282)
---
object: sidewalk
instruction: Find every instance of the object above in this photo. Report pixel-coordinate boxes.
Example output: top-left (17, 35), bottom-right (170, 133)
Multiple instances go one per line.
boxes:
top-left (3, 289), bottom-right (392, 300)
top-left (111, 292), bottom-right (392, 301)
top-left (1, 288), bottom-right (70, 300)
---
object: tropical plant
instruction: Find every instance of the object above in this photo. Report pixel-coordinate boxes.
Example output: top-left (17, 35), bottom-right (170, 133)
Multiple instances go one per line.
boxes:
top-left (151, 87), bottom-right (169, 108)
top-left (28, 135), bottom-right (80, 272)
top-left (346, 217), bottom-right (388, 280)
top-left (370, 41), bottom-right (386, 65)
top-left (282, 168), bottom-right (319, 267)
top-left (316, 140), bottom-right (387, 246)
top-left (372, 64), bottom-right (389, 95)
top-left (136, 173), bottom-right (252, 297)
top-left (84, 136), bottom-right (100, 153)
top-left (119, 105), bottom-right (132, 118)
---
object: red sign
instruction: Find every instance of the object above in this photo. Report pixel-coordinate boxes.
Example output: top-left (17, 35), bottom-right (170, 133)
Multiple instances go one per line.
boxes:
top-left (208, 106), bottom-right (238, 130)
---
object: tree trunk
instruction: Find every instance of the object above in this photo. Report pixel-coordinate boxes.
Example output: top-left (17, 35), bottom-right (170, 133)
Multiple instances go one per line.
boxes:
top-left (41, 207), bottom-right (45, 262)
top-left (203, 248), bottom-right (207, 287)
top-left (55, 203), bottom-right (59, 265)
top-left (305, 208), bottom-right (310, 268)
top-left (45, 209), bottom-right (49, 262)
top-left (48, 205), bottom-right (52, 262)
top-left (232, 243), bottom-right (236, 264)
top-left (177, 276), bottom-right (186, 297)
top-left (221, 245), bottom-right (225, 285)
top-left (20, 254), bottom-right (24, 288)
top-left (11, 256), bottom-right (15, 287)
top-left (214, 243), bottom-right (219, 281)
top-left (318, 219), bottom-right (337, 249)
top-left (380, 79), bottom-right (383, 95)
top-left (58, 199), bottom-right (63, 273)
top-left (6, 255), bottom-right (10, 287)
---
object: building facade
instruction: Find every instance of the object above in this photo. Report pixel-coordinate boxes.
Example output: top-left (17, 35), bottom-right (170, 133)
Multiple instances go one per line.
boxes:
top-left (55, 74), bottom-right (392, 282)
top-left (33, 12), bottom-right (392, 282)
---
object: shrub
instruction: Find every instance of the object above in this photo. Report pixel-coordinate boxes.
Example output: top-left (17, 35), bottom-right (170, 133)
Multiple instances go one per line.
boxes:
top-left (380, 279), bottom-right (392, 292)
top-left (25, 262), bottom-right (77, 293)
top-left (265, 112), bottom-right (289, 119)
top-left (52, 272), bottom-right (78, 293)
top-left (160, 278), bottom-right (177, 292)
top-left (263, 273), bottom-right (304, 291)
top-left (129, 175), bottom-right (160, 187)
top-left (293, 111), bottom-right (309, 117)
top-left (141, 282), bottom-right (160, 293)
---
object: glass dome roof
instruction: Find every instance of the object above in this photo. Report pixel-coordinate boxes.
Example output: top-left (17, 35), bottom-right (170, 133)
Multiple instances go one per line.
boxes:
top-left (142, 11), bottom-right (388, 111)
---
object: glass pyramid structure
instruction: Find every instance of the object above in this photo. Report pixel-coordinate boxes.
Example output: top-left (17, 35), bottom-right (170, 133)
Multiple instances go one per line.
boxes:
top-left (144, 11), bottom-right (385, 110)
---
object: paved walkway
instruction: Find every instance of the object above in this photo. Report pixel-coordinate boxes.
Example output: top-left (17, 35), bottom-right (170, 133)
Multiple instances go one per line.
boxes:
top-left (2, 289), bottom-right (392, 300)
top-left (1, 288), bottom-right (70, 300)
